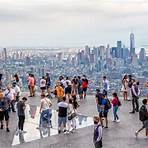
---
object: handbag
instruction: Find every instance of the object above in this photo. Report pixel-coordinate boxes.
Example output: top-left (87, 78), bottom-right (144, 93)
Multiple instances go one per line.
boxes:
top-left (68, 112), bottom-right (77, 120)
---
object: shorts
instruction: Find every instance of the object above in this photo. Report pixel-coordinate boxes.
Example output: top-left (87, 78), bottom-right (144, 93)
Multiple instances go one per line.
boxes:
top-left (40, 87), bottom-right (46, 90)
top-left (0, 110), bottom-right (9, 121)
top-left (58, 117), bottom-right (67, 127)
top-left (143, 120), bottom-right (148, 129)
top-left (83, 88), bottom-right (87, 93)
top-left (65, 86), bottom-right (71, 94)
top-left (99, 111), bottom-right (108, 118)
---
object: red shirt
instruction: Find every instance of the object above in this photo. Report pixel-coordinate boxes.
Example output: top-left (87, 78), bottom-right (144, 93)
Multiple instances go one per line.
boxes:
top-left (111, 97), bottom-right (119, 106)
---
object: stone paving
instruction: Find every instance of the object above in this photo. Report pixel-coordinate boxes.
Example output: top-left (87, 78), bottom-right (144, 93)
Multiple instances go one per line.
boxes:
top-left (0, 92), bottom-right (148, 148)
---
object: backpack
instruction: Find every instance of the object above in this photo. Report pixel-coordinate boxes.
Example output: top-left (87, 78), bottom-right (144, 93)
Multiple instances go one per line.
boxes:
top-left (139, 105), bottom-right (147, 122)
top-left (105, 99), bottom-right (111, 110)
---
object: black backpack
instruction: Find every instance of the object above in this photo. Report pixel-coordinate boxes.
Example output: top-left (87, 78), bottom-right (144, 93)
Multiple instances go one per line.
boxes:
top-left (139, 105), bottom-right (147, 122)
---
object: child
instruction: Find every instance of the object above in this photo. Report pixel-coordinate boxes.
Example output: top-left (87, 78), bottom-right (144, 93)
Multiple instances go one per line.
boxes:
top-left (111, 93), bottom-right (120, 122)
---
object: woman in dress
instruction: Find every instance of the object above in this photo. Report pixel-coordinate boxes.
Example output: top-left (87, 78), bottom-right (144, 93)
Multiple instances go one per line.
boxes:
top-left (121, 75), bottom-right (129, 101)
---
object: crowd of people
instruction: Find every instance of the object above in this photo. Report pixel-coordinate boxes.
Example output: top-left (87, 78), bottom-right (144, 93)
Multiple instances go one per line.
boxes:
top-left (0, 73), bottom-right (148, 148)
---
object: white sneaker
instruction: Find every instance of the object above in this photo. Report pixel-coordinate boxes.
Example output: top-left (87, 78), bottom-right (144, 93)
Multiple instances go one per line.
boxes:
top-left (112, 120), bottom-right (116, 122)
top-left (116, 119), bottom-right (120, 123)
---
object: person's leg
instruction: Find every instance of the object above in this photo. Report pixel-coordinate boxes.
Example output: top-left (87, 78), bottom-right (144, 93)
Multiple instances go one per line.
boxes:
top-left (72, 117), bottom-right (76, 130)
top-left (135, 127), bottom-right (144, 136)
top-left (20, 116), bottom-right (25, 131)
top-left (58, 117), bottom-right (62, 133)
top-left (115, 106), bottom-right (119, 120)
top-left (63, 117), bottom-right (67, 132)
top-left (18, 116), bottom-right (21, 130)
top-left (135, 98), bottom-right (139, 112)
top-left (11, 100), bottom-right (16, 112)
top-left (5, 110), bottom-right (10, 132)
top-left (99, 112), bottom-right (103, 127)
top-left (113, 107), bottom-right (116, 121)
top-left (146, 129), bottom-right (148, 136)
top-left (123, 92), bottom-right (126, 100)
top-left (95, 142), bottom-right (101, 148)
top-left (0, 112), bottom-right (4, 129)
top-left (131, 97), bottom-right (135, 113)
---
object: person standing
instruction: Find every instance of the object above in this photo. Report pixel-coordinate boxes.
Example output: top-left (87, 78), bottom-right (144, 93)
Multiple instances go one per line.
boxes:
top-left (4, 85), bottom-right (16, 112)
top-left (102, 76), bottom-right (109, 96)
top-left (82, 75), bottom-right (88, 99)
top-left (45, 73), bottom-right (52, 99)
top-left (111, 93), bottom-right (121, 122)
top-left (95, 89), bottom-right (103, 114)
top-left (16, 97), bottom-right (27, 133)
top-left (121, 75), bottom-right (129, 101)
top-left (99, 94), bottom-right (111, 128)
top-left (12, 82), bottom-right (21, 102)
top-left (28, 74), bottom-right (35, 97)
top-left (93, 116), bottom-right (103, 148)
top-left (39, 93), bottom-right (52, 128)
top-left (40, 76), bottom-right (46, 95)
top-left (57, 96), bottom-right (68, 134)
top-left (130, 81), bottom-right (140, 114)
top-left (0, 89), bottom-right (10, 132)
top-left (55, 81), bottom-right (64, 102)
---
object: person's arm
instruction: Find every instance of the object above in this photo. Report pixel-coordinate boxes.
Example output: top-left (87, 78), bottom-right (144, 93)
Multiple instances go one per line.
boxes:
top-left (96, 126), bottom-right (103, 142)
top-left (132, 85), bottom-right (137, 97)
top-left (39, 100), bottom-right (43, 113)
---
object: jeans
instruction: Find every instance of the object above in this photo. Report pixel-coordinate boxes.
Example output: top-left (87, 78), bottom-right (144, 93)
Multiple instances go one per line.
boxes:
top-left (113, 106), bottom-right (119, 121)
top-left (18, 115), bottom-right (25, 130)
top-left (39, 109), bottom-right (52, 127)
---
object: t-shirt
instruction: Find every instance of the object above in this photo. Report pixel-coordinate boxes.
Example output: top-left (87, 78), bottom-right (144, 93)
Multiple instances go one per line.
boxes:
top-left (17, 101), bottom-right (25, 116)
top-left (28, 77), bottom-right (35, 86)
top-left (82, 79), bottom-right (88, 88)
top-left (4, 89), bottom-right (16, 101)
top-left (40, 79), bottom-right (46, 88)
top-left (96, 93), bottom-right (103, 105)
top-left (41, 98), bottom-right (51, 111)
top-left (56, 86), bottom-right (64, 97)
top-left (103, 80), bottom-right (109, 91)
top-left (58, 101), bottom-right (68, 117)
top-left (101, 99), bottom-right (108, 112)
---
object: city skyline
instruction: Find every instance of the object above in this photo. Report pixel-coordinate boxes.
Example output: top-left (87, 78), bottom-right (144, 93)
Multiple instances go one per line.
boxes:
top-left (0, 0), bottom-right (148, 48)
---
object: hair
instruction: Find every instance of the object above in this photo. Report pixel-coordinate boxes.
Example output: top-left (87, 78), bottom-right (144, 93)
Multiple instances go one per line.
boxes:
top-left (72, 96), bottom-right (79, 109)
top-left (42, 76), bottom-right (45, 79)
top-left (14, 74), bottom-right (19, 82)
top-left (62, 96), bottom-right (66, 101)
top-left (69, 99), bottom-right (73, 104)
top-left (142, 99), bottom-right (147, 105)
top-left (136, 81), bottom-right (139, 85)
top-left (22, 97), bottom-right (27, 101)
top-left (93, 116), bottom-right (100, 122)
top-left (103, 76), bottom-right (106, 79)
top-left (41, 93), bottom-right (46, 98)
top-left (96, 89), bottom-right (100, 92)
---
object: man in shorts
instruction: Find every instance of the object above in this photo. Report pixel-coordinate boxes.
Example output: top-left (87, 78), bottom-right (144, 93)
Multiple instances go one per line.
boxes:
top-left (57, 96), bottom-right (68, 133)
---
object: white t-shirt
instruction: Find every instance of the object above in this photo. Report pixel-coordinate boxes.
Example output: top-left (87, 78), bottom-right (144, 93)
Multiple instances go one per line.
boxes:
top-left (4, 89), bottom-right (16, 100)
top-left (41, 98), bottom-right (52, 111)
top-left (40, 79), bottom-right (46, 88)
top-left (14, 85), bottom-right (21, 95)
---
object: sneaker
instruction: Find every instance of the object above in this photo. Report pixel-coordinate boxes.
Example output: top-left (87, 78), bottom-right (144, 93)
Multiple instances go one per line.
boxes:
top-left (21, 130), bottom-right (27, 134)
top-left (135, 131), bottom-right (138, 137)
top-left (112, 120), bottom-right (116, 122)
top-left (1, 125), bottom-right (3, 129)
top-left (116, 119), bottom-right (120, 123)
top-left (6, 128), bottom-right (10, 132)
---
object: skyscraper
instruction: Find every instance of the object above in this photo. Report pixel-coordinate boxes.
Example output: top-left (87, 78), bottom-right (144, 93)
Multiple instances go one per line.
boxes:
top-left (3, 48), bottom-right (7, 62)
top-left (130, 32), bottom-right (135, 55)
top-left (139, 48), bottom-right (146, 65)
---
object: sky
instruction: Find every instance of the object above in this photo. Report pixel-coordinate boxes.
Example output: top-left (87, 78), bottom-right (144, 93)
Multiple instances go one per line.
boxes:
top-left (0, 0), bottom-right (148, 48)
